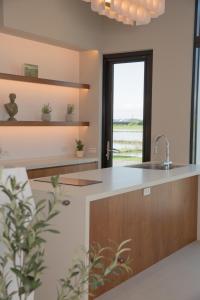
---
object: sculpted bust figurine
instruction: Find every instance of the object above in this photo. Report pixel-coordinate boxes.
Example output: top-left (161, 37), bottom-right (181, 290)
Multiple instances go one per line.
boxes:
top-left (4, 93), bottom-right (18, 121)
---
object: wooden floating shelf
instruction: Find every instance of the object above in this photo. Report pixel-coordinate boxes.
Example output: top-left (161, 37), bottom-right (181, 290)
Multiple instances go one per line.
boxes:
top-left (0, 73), bottom-right (90, 89)
top-left (0, 121), bottom-right (90, 127)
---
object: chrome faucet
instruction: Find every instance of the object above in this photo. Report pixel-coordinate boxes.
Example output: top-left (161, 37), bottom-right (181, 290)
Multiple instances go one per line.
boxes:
top-left (154, 135), bottom-right (172, 169)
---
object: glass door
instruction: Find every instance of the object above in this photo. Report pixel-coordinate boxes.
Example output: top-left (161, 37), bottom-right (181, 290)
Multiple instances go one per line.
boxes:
top-left (102, 51), bottom-right (153, 168)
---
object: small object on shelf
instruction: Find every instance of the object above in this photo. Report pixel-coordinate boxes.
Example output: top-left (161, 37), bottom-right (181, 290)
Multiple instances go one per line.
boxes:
top-left (4, 93), bottom-right (18, 121)
top-left (41, 103), bottom-right (52, 122)
top-left (66, 104), bottom-right (75, 122)
top-left (24, 63), bottom-right (38, 78)
top-left (75, 139), bottom-right (84, 158)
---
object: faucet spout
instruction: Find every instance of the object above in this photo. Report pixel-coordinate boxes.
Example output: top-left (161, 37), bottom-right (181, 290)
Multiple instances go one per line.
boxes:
top-left (154, 135), bottom-right (172, 169)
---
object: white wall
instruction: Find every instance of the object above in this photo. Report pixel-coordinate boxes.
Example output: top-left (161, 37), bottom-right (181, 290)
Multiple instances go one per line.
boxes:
top-left (0, 0), bottom-right (3, 27)
top-left (1, 0), bottom-right (103, 50)
top-left (78, 0), bottom-right (196, 164)
top-left (0, 0), bottom-right (196, 164)
top-left (79, 50), bottom-right (102, 162)
top-left (100, 0), bottom-right (195, 163)
top-left (0, 33), bottom-right (80, 159)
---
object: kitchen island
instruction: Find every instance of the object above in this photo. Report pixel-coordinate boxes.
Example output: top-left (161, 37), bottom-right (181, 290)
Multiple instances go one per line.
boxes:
top-left (31, 165), bottom-right (200, 300)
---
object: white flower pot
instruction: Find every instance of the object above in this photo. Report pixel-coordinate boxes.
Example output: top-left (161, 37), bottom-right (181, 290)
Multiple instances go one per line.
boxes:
top-left (76, 150), bottom-right (84, 158)
top-left (66, 113), bottom-right (75, 122)
top-left (42, 113), bottom-right (51, 122)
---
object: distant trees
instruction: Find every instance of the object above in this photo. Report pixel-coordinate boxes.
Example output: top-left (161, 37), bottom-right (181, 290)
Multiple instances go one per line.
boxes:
top-left (113, 118), bottom-right (143, 126)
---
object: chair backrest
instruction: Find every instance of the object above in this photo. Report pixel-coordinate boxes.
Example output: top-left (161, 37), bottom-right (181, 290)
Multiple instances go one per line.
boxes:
top-left (0, 168), bottom-right (35, 300)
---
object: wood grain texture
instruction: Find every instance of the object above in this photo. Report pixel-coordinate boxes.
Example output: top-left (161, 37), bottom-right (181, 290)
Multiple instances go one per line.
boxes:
top-left (0, 121), bottom-right (89, 127)
top-left (0, 72), bottom-right (90, 89)
top-left (89, 176), bottom-right (198, 298)
top-left (27, 162), bottom-right (98, 179)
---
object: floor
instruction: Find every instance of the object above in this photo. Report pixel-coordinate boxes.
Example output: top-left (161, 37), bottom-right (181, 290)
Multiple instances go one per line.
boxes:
top-left (98, 242), bottom-right (200, 300)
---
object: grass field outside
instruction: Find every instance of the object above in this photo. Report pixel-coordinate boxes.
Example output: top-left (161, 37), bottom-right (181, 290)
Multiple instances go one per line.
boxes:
top-left (113, 155), bottom-right (141, 162)
top-left (113, 123), bottom-right (143, 132)
top-left (113, 122), bottom-right (143, 166)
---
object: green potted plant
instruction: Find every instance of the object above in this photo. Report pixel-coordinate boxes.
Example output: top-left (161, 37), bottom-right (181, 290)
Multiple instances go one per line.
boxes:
top-left (75, 139), bottom-right (84, 158)
top-left (0, 175), bottom-right (132, 300)
top-left (41, 103), bottom-right (52, 121)
top-left (66, 104), bottom-right (75, 122)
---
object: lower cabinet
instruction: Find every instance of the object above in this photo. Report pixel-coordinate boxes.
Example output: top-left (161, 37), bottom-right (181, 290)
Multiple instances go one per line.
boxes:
top-left (27, 162), bottom-right (98, 179)
top-left (89, 176), bottom-right (198, 298)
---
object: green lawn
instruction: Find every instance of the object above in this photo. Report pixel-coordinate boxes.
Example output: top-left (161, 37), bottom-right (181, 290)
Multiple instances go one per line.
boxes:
top-left (117, 149), bottom-right (142, 154)
top-left (114, 140), bottom-right (142, 146)
top-left (113, 155), bottom-right (141, 162)
top-left (113, 123), bottom-right (143, 165)
top-left (113, 123), bottom-right (143, 131)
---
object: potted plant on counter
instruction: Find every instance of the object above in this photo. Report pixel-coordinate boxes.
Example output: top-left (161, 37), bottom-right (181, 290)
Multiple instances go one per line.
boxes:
top-left (75, 139), bottom-right (84, 158)
top-left (41, 103), bottom-right (52, 121)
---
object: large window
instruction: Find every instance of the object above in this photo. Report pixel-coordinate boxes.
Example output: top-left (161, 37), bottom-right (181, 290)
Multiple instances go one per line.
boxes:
top-left (112, 61), bottom-right (145, 166)
top-left (191, 0), bottom-right (200, 163)
top-left (102, 51), bottom-right (153, 168)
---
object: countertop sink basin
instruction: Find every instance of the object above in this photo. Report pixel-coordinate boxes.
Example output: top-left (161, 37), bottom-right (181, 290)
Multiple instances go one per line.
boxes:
top-left (127, 163), bottom-right (185, 170)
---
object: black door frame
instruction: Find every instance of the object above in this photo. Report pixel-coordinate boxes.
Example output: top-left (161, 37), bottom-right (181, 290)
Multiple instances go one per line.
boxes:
top-left (190, 0), bottom-right (200, 163)
top-left (102, 50), bottom-right (153, 168)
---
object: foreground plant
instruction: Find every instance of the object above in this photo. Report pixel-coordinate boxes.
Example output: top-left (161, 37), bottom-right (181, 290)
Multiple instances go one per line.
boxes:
top-left (0, 175), bottom-right (131, 300)
top-left (58, 241), bottom-right (132, 300)
top-left (0, 176), bottom-right (60, 300)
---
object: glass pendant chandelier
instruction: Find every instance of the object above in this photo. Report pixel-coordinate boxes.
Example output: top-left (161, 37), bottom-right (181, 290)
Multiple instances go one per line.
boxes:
top-left (82, 0), bottom-right (165, 25)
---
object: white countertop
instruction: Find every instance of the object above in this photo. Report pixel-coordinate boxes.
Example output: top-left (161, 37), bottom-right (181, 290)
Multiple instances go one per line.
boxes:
top-left (31, 164), bottom-right (200, 202)
top-left (0, 155), bottom-right (98, 170)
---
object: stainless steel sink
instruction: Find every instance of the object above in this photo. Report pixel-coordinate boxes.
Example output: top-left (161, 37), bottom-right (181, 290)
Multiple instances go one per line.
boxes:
top-left (127, 163), bottom-right (185, 170)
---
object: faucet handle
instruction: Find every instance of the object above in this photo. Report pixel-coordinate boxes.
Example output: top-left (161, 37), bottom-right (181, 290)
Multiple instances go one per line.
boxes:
top-left (153, 135), bottom-right (162, 154)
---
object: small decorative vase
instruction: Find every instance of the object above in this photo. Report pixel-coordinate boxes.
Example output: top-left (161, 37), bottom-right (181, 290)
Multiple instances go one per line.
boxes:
top-left (66, 113), bottom-right (74, 122)
top-left (42, 113), bottom-right (51, 122)
top-left (76, 150), bottom-right (84, 158)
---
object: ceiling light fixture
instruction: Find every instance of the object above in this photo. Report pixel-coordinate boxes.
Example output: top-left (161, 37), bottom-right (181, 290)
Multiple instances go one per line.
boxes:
top-left (82, 0), bottom-right (165, 25)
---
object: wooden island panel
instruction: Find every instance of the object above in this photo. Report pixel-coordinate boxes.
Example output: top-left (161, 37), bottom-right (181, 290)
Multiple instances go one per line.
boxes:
top-left (89, 176), bottom-right (198, 298)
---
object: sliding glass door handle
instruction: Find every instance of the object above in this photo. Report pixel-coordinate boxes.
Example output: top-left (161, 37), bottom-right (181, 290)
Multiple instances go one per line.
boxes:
top-left (109, 148), bottom-right (120, 153)
top-left (106, 141), bottom-right (120, 161)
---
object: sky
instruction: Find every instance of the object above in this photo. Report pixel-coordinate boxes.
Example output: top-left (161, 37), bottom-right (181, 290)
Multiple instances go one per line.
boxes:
top-left (113, 61), bottom-right (144, 120)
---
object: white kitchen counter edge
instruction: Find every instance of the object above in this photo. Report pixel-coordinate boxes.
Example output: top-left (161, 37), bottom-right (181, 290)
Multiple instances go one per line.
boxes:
top-left (85, 167), bottom-right (200, 202)
top-left (30, 165), bottom-right (200, 202)
top-left (0, 156), bottom-right (98, 170)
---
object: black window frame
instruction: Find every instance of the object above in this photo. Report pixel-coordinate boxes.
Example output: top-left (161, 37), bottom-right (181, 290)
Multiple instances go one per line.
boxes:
top-left (102, 50), bottom-right (153, 168)
top-left (190, 0), bottom-right (200, 163)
